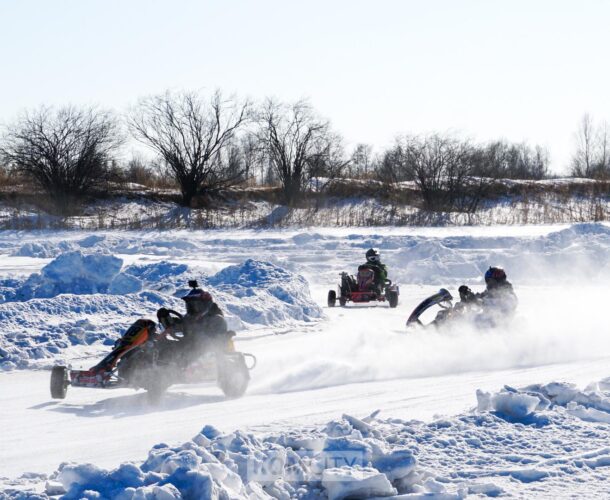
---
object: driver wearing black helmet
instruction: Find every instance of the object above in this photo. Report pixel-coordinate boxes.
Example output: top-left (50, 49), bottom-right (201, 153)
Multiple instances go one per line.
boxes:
top-left (358, 248), bottom-right (388, 293)
top-left (458, 266), bottom-right (518, 320)
top-left (156, 282), bottom-right (228, 364)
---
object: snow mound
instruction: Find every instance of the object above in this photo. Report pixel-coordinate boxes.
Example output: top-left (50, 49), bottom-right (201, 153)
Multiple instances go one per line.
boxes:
top-left (477, 380), bottom-right (610, 424)
top-left (0, 292), bottom-right (178, 370)
top-left (378, 222), bottom-right (610, 286)
top-left (9, 377), bottom-right (610, 498)
top-left (206, 259), bottom-right (323, 325)
top-left (0, 255), bottom-right (320, 370)
top-left (12, 241), bottom-right (74, 258)
top-left (122, 261), bottom-right (189, 295)
top-left (124, 261), bottom-right (189, 283)
top-left (4, 251), bottom-right (123, 301)
top-left (10, 235), bottom-right (104, 258)
top-left (38, 413), bottom-right (443, 500)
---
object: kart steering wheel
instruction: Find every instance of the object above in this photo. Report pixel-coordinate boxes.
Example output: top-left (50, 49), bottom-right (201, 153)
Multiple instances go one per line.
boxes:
top-left (165, 309), bottom-right (183, 320)
top-left (156, 307), bottom-right (183, 328)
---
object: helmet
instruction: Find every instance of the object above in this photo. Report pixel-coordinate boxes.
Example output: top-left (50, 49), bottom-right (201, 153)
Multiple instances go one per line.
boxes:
top-left (484, 266), bottom-right (507, 288)
top-left (365, 248), bottom-right (380, 263)
top-left (182, 288), bottom-right (213, 315)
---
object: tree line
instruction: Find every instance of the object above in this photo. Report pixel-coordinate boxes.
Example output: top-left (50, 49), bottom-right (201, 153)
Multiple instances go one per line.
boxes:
top-left (0, 89), bottom-right (607, 210)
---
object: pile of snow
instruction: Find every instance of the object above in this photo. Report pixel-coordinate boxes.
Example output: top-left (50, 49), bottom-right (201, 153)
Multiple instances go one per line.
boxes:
top-left (0, 253), bottom-right (321, 370)
top-left (28, 412), bottom-right (442, 499)
top-left (3, 251), bottom-right (123, 301)
top-left (385, 223), bottom-right (610, 286)
top-left (11, 235), bottom-right (106, 258)
top-left (206, 259), bottom-right (322, 325)
top-left (11, 376), bottom-right (610, 498)
top-left (0, 291), bottom-right (174, 370)
top-left (477, 378), bottom-right (610, 424)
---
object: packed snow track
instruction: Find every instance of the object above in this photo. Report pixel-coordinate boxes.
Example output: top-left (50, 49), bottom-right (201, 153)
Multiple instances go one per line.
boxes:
top-left (1, 223), bottom-right (610, 498)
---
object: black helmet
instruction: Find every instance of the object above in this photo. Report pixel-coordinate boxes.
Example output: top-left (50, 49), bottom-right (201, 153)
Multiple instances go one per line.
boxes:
top-left (182, 288), bottom-right (213, 315)
top-left (484, 266), bottom-right (507, 288)
top-left (365, 248), bottom-right (380, 263)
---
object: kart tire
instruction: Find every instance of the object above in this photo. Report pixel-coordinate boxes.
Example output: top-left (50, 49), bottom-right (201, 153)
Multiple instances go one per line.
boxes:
top-left (218, 354), bottom-right (250, 399)
top-left (50, 366), bottom-right (68, 399)
top-left (387, 291), bottom-right (399, 308)
top-left (339, 295), bottom-right (347, 307)
top-left (327, 290), bottom-right (337, 307)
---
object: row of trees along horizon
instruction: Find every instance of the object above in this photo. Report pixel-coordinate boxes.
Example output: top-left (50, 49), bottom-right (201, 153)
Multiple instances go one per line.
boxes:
top-left (0, 90), bottom-right (608, 211)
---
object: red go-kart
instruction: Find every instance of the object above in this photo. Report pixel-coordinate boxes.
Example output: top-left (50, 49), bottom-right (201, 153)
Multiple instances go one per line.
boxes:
top-left (327, 268), bottom-right (399, 308)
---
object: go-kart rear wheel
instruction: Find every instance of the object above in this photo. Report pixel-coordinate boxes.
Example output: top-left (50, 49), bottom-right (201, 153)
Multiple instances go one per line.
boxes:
top-left (327, 290), bottom-right (337, 307)
top-left (218, 354), bottom-right (250, 399)
top-left (339, 295), bottom-right (347, 307)
top-left (387, 291), bottom-right (399, 308)
top-left (50, 366), bottom-right (69, 399)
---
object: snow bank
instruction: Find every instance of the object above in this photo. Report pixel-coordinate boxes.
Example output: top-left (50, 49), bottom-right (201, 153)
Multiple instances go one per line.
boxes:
top-left (9, 251), bottom-right (123, 300)
top-left (30, 413), bottom-right (445, 500)
top-left (477, 379), bottom-right (610, 424)
top-left (0, 254), bottom-right (320, 370)
top-left (7, 376), bottom-right (610, 498)
top-left (0, 292), bottom-right (176, 370)
top-left (11, 235), bottom-right (106, 258)
top-left (383, 222), bottom-right (610, 286)
top-left (206, 259), bottom-right (322, 325)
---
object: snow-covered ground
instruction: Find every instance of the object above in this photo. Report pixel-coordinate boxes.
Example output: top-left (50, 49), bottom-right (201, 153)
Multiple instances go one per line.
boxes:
top-left (1, 223), bottom-right (610, 498)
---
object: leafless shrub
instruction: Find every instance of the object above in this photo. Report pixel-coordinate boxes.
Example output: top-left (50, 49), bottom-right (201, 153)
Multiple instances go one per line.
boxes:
top-left (0, 106), bottom-right (122, 206)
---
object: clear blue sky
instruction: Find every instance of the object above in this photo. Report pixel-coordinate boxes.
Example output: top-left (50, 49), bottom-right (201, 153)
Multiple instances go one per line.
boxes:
top-left (1, 0), bottom-right (609, 172)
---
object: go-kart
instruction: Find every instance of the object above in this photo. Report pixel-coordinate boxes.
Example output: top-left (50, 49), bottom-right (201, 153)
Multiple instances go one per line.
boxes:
top-left (50, 310), bottom-right (257, 402)
top-left (406, 288), bottom-right (484, 329)
top-left (327, 267), bottom-right (399, 308)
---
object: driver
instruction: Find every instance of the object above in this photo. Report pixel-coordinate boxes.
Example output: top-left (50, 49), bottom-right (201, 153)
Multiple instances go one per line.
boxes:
top-left (358, 248), bottom-right (388, 293)
top-left (156, 284), bottom-right (228, 364)
top-left (458, 266), bottom-right (518, 320)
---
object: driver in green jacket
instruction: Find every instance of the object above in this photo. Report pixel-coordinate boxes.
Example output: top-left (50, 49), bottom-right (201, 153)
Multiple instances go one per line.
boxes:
top-left (358, 248), bottom-right (388, 293)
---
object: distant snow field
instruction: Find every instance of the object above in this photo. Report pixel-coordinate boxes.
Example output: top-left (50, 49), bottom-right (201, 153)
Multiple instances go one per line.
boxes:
top-left (1, 223), bottom-right (609, 498)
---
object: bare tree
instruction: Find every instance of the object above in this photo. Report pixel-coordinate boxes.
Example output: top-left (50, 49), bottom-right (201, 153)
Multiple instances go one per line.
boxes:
top-left (379, 134), bottom-right (488, 212)
top-left (471, 140), bottom-right (549, 180)
top-left (571, 113), bottom-right (597, 177)
top-left (596, 120), bottom-right (609, 177)
top-left (375, 142), bottom-right (407, 184)
top-left (350, 143), bottom-right (373, 178)
top-left (569, 114), bottom-right (610, 178)
top-left (257, 99), bottom-right (345, 205)
top-left (0, 106), bottom-right (122, 200)
top-left (128, 90), bottom-right (251, 206)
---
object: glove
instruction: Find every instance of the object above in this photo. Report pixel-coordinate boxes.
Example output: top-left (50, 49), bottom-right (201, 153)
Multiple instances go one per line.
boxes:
top-left (157, 307), bottom-right (170, 321)
top-left (458, 285), bottom-right (474, 302)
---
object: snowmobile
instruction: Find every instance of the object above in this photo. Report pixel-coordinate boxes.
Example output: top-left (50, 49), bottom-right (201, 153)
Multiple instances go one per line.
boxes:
top-left (50, 310), bottom-right (257, 402)
top-left (406, 288), bottom-right (483, 329)
top-left (327, 268), bottom-right (399, 308)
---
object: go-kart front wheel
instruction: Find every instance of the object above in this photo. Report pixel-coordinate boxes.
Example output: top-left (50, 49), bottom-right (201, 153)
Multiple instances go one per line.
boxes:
top-left (218, 353), bottom-right (250, 399)
top-left (327, 290), bottom-right (337, 307)
top-left (50, 366), bottom-right (69, 399)
top-left (387, 290), bottom-right (399, 308)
